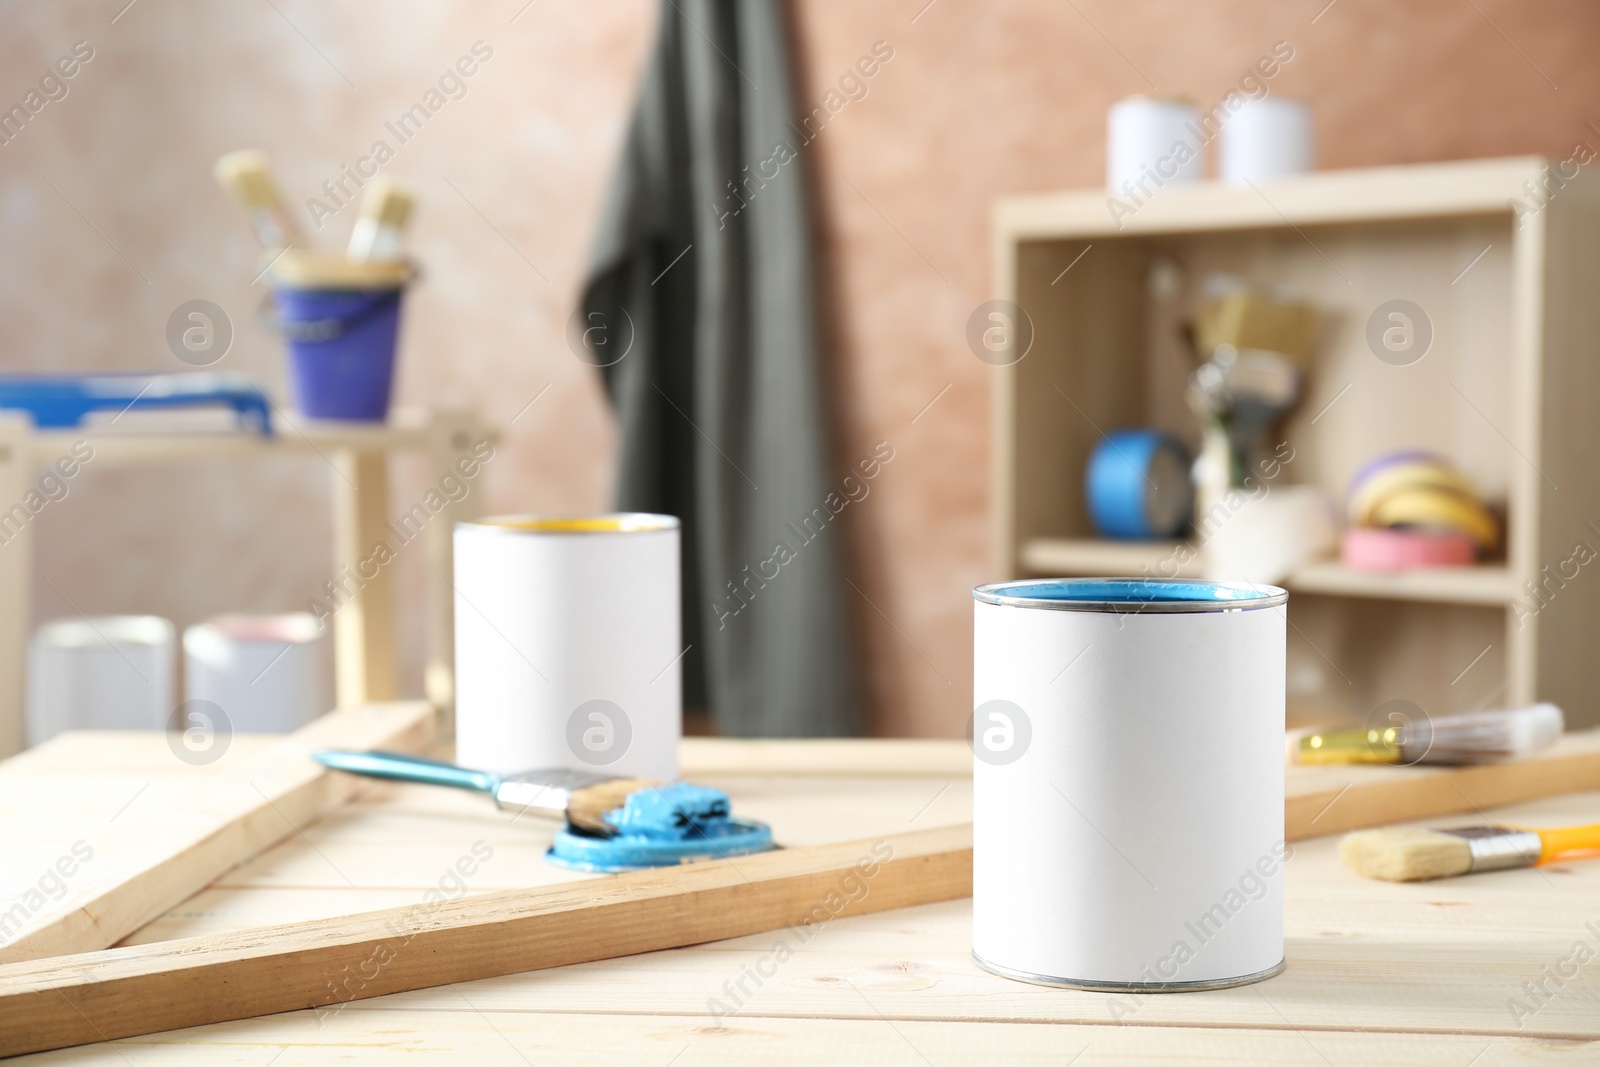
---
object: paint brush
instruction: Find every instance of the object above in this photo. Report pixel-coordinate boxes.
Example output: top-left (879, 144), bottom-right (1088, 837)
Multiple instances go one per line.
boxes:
top-left (346, 179), bottom-right (414, 261)
top-left (1340, 822), bottom-right (1600, 882)
top-left (1293, 703), bottom-right (1563, 766)
top-left (313, 749), bottom-right (722, 836)
top-left (213, 149), bottom-right (302, 249)
top-left (314, 750), bottom-right (773, 872)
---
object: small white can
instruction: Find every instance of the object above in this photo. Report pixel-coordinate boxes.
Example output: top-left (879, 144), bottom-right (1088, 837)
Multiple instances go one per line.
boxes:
top-left (26, 616), bottom-right (175, 745)
top-left (1106, 96), bottom-right (1205, 191)
top-left (1220, 97), bottom-right (1314, 184)
top-left (453, 514), bottom-right (681, 779)
top-left (971, 578), bottom-right (1287, 991)
top-left (184, 614), bottom-right (332, 733)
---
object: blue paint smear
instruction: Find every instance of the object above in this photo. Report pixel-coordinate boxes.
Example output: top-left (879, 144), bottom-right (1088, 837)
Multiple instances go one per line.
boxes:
top-left (547, 818), bottom-right (774, 873)
top-left (604, 781), bottom-right (733, 840)
top-left (995, 580), bottom-right (1271, 604)
top-left (546, 782), bottom-right (776, 873)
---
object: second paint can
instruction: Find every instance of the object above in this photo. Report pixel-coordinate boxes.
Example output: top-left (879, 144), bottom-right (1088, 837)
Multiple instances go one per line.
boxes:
top-left (971, 578), bottom-right (1287, 991)
top-left (454, 514), bottom-right (681, 779)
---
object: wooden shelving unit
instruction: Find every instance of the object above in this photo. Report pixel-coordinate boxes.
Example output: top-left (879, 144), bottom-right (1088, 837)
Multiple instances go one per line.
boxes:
top-left (0, 407), bottom-right (495, 757)
top-left (992, 157), bottom-right (1600, 727)
top-left (1019, 537), bottom-right (1518, 607)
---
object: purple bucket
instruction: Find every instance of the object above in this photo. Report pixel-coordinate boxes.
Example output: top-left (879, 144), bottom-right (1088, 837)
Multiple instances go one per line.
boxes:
top-left (273, 286), bottom-right (404, 421)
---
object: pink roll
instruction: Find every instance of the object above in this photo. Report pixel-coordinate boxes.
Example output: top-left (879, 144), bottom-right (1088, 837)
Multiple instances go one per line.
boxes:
top-left (1340, 527), bottom-right (1477, 571)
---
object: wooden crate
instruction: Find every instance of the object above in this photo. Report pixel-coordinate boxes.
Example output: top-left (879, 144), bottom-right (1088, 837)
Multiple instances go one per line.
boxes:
top-left (991, 157), bottom-right (1600, 727)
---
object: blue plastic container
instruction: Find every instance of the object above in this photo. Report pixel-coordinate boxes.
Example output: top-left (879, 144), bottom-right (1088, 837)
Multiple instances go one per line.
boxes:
top-left (273, 286), bottom-right (403, 421)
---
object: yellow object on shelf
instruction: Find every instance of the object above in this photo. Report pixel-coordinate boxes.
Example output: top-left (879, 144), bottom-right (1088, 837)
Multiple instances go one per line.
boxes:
top-left (1369, 485), bottom-right (1498, 552)
top-left (1194, 288), bottom-right (1321, 365)
top-left (1346, 452), bottom-right (1499, 553)
top-left (1347, 458), bottom-right (1479, 526)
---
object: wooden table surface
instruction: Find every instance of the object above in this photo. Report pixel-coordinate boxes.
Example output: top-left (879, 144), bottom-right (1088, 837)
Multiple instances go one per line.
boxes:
top-left (4, 732), bottom-right (1599, 1065)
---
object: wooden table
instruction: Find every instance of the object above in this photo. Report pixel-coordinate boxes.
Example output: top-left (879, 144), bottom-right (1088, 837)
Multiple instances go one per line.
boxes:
top-left (5, 732), bottom-right (1599, 1064)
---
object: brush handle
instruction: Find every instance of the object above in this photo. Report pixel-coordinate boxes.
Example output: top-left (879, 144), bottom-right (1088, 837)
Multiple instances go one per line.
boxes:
top-left (1536, 823), bottom-right (1600, 863)
top-left (313, 750), bottom-right (499, 795)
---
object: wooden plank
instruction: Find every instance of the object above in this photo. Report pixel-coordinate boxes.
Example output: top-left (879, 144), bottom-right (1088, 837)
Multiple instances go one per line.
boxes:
top-left (1019, 543), bottom-right (1519, 606)
top-left (0, 413), bottom-right (34, 760)
top-left (0, 825), bottom-right (971, 1058)
top-left (993, 156), bottom-right (1546, 240)
top-left (331, 450), bottom-right (398, 707)
top-left (421, 410), bottom-right (491, 729)
top-left (0, 702), bottom-right (434, 965)
top-left (1286, 728), bottom-right (1600, 839)
top-left (26, 408), bottom-right (442, 470)
top-left (51, 1009), bottom-right (1600, 1066)
top-left (1284, 560), bottom-right (1516, 606)
top-left (1532, 165), bottom-right (1600, 726)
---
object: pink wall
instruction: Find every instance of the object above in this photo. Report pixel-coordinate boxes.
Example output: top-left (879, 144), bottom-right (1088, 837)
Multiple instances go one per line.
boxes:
top-left (2, 1), bottom-right (1596, 736)
top-left (788, 0), bottom-right (1600, 735)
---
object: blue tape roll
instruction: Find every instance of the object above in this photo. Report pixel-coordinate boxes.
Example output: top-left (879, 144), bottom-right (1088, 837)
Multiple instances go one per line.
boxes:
top-left (1086, 430), bottom-right (1194, 540)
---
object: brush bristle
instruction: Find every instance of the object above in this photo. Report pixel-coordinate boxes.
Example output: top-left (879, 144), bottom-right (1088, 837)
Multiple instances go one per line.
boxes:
top-left (358, 180), bottom-right (414, 226)
top-left (213, 150), bottom-right (283, 206)
top-left (566, 778), bottom-right (658, 836)
top-left (1404, 703), bottom-right (1563, 764)
top-left (1339, 828), bottom-right (1474, 882)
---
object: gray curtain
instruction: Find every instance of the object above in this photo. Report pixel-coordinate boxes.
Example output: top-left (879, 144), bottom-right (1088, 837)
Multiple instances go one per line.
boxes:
top-left (579, 0), bottom-right (859, 737)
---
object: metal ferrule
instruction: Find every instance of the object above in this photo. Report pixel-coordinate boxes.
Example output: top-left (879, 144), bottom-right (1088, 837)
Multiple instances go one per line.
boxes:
top-left (1443, 826), bottom-right (1543, 873)
top-left (1297, 727), bottom-right (1403, 765)
top-left (493, 769), bottom-right (612, 817)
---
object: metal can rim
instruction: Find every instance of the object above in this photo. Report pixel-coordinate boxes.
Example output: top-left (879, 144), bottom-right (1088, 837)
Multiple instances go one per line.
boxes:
top-left (971, 577), bottom-right (1288, 613)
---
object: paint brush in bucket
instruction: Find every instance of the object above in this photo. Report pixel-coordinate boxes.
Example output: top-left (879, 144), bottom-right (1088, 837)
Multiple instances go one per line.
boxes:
top-left (213, 149), bottom-right (303, 250)
top-left (312, 749), bottom-right (773, 872)
top-left (347, 179), bottom-right (415, 262)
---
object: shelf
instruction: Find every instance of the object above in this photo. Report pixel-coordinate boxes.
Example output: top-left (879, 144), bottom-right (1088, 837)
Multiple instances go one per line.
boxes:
top-left (1285, 560), bottom-right (1516, 607)
top-left (26, 407), bottom-right (452, 469)
top-left (1019, 538), bottom-right (1516, 607)
top-left (993, 156), bottom-right (1547, 240)
top-left (1019, 537), bottom-right (1200, 578)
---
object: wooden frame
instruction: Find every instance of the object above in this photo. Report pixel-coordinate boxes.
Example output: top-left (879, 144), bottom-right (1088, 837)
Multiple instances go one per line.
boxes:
top-left (0, 408), bottom-right (494, 757)
top-left (0, 826), bottom-right (974, 1057)
top-left (3, 727), bottom-right (1599, 1056)
top-left (0, 701), bottom-right (436, 964)
top-left (991, 157), bottom-right (1600, 728)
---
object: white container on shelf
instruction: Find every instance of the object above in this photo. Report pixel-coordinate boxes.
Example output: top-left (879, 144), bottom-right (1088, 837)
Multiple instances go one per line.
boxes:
top-left (26, 616), bottom-right (175, 745)
top-left (971, 578), bottom-right (1287, 991)
top-left (183, 613), bottom-right (331, 733)
top-left (1106, 96), bottom-right (1205, 191)
top-left (1220, 97), bottom-right (1314, 183)
top-left (453, 514), bottom-right (681, 778)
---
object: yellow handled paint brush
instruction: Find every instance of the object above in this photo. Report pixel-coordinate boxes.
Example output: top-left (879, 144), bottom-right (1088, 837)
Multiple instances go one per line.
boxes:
top-left (1340, 823), bottom-right (1600, 882)
top-left (347, 179), bottom-right (414, 261)
top-left (214, 149), bottom-right (302, 249)
top-left (1294, 703), bottom-right (1563, 766)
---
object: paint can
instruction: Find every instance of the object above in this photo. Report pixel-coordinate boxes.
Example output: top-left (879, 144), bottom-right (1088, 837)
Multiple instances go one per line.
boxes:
top-left (453, 514), bottom-right (681, 779)
top-left (1106, 96), bottom-right (1204, 192)
top-left (971, 578), bottom-right (1287, 991)
top-left (183, 613), bottom-right (332, 733)
top-left (1219, 97), bottom-right (1313, 184)
top-left (26, 616), bottom-right (175, 745)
